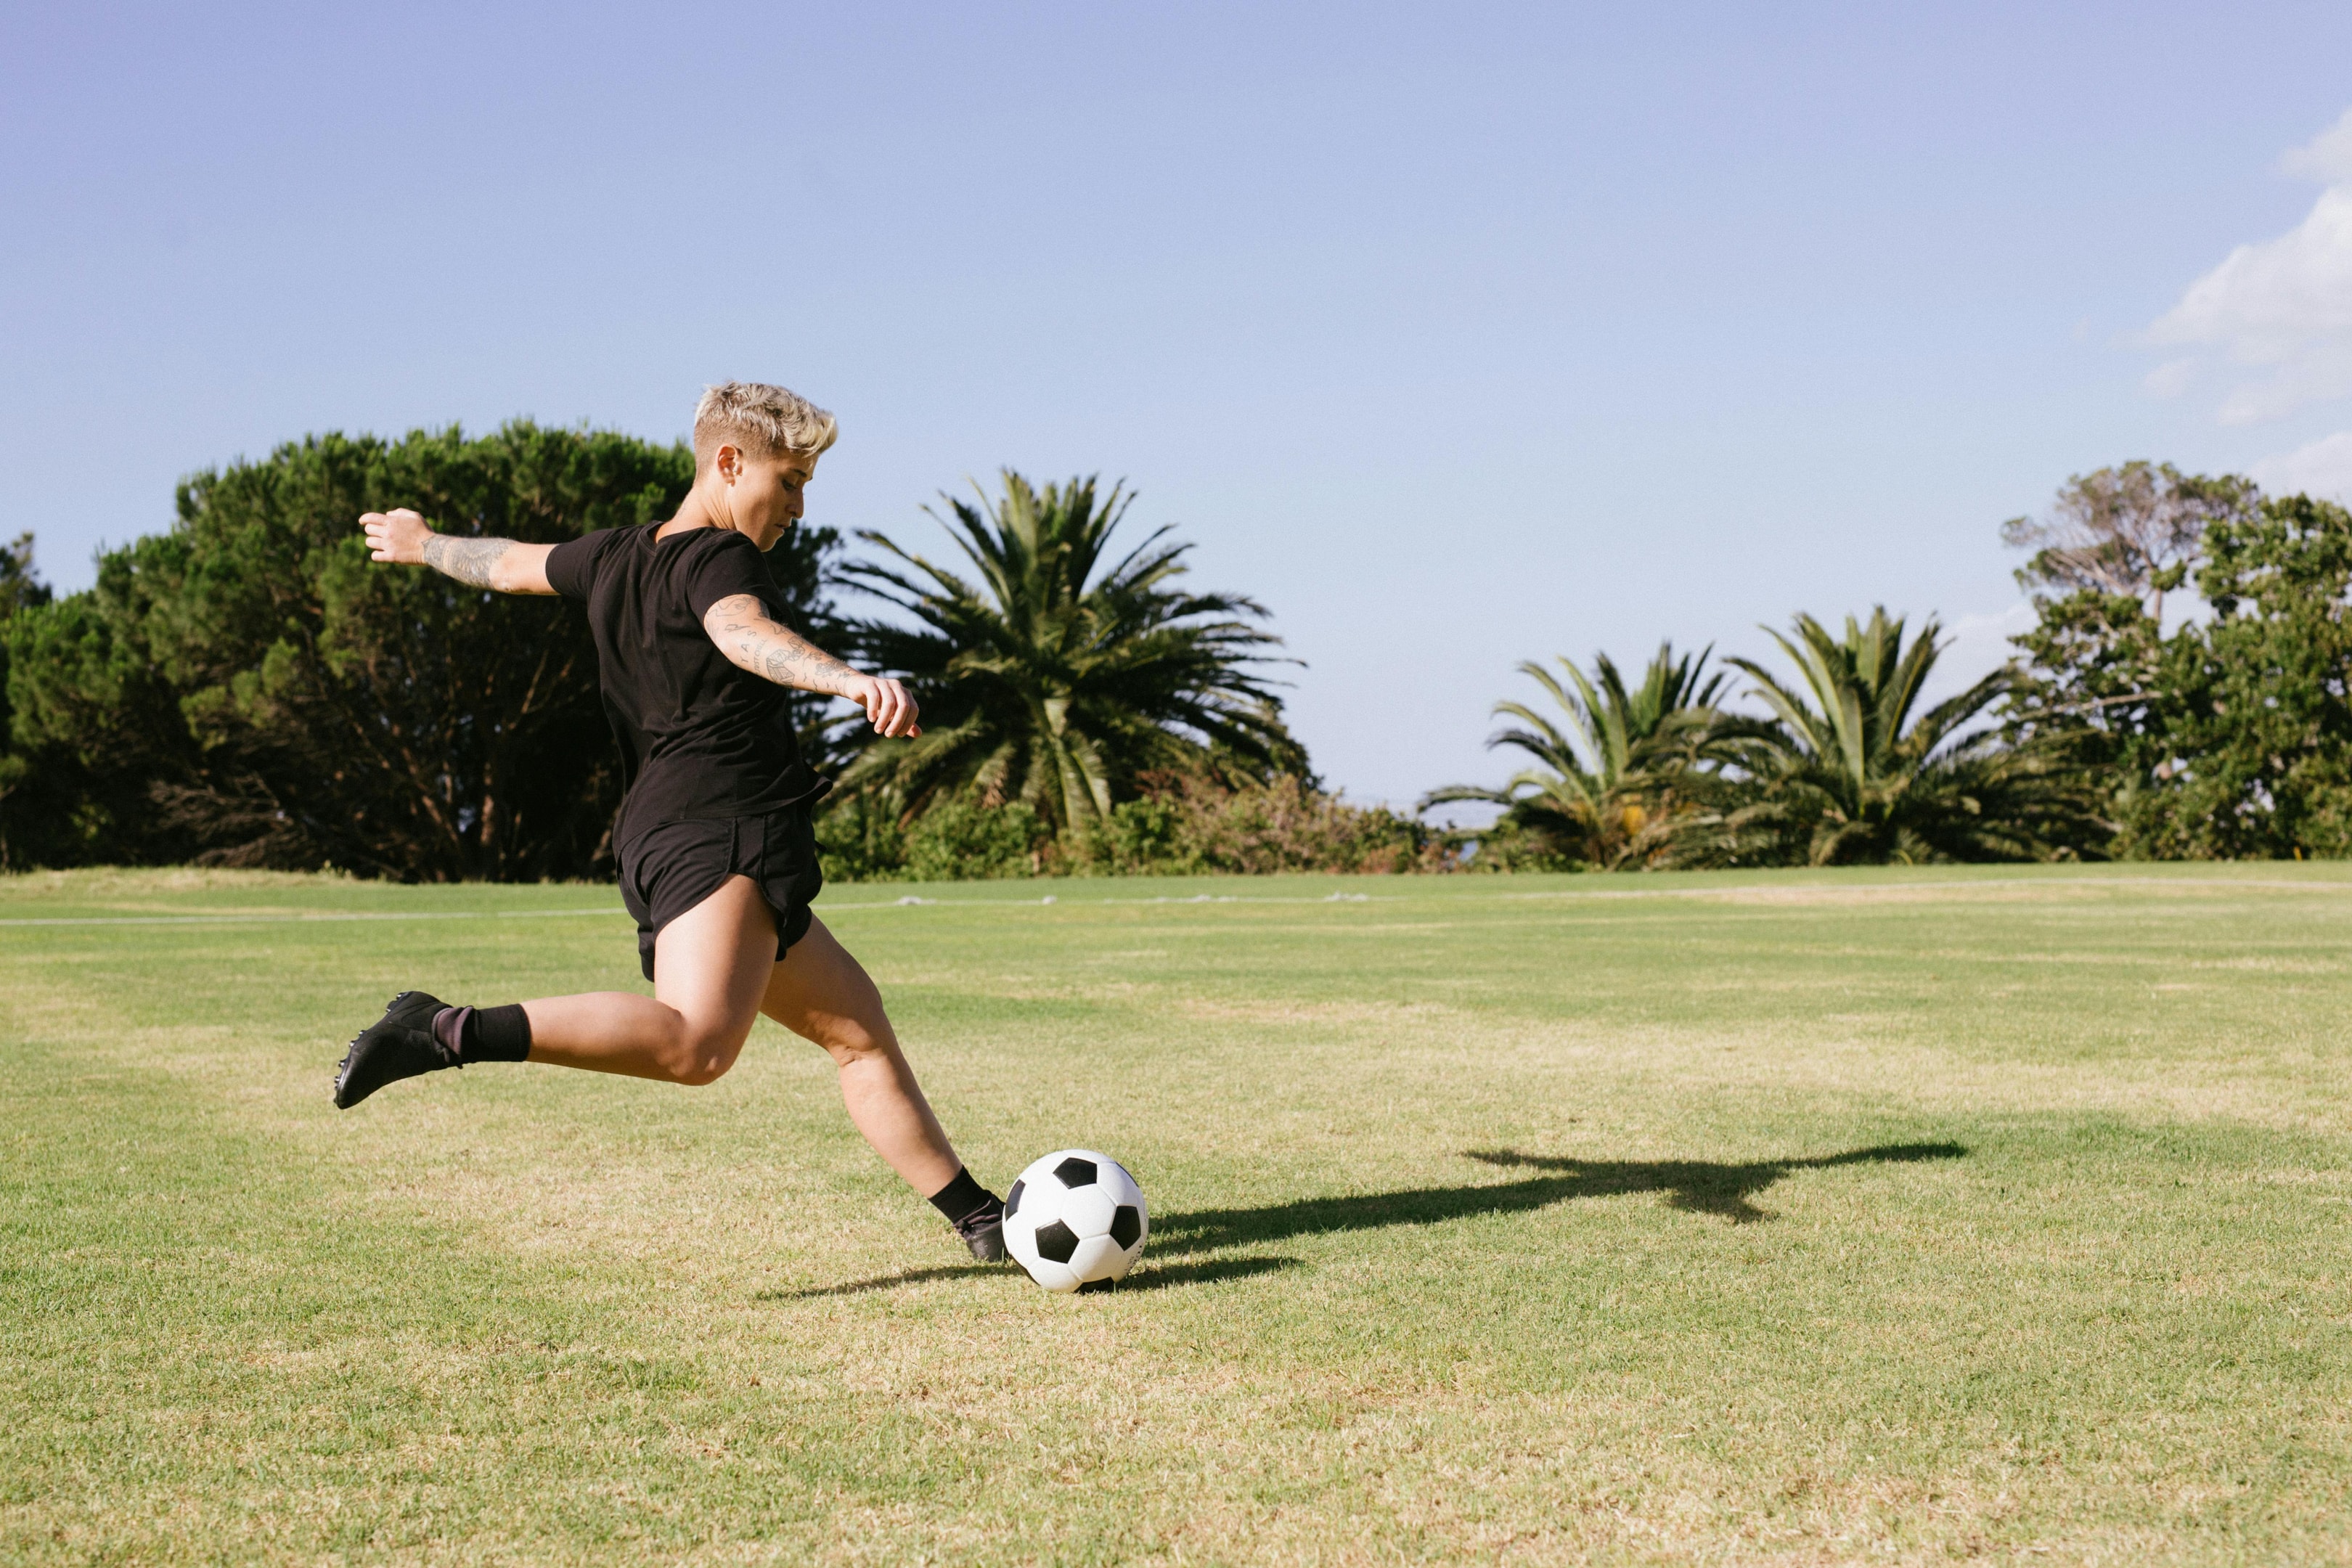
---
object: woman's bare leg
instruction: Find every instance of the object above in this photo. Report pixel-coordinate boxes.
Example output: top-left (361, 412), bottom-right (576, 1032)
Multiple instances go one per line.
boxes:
top-left (759, 914), bottom-right (962, 1195)
top-left (520, 876), bottom-right (777, 1085)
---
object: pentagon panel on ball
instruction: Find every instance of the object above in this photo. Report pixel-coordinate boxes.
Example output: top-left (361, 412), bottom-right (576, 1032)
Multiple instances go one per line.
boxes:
top-left (1002, 1148), bottom-right (1149, 1294)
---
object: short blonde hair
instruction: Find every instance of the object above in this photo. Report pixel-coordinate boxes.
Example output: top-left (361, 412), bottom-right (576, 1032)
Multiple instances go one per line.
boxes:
top-left (693, 381), bottom-right (838, 470)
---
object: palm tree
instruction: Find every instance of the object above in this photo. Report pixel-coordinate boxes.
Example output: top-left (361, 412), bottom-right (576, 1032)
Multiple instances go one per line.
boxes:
top-left (1673, 608), bottom-right (2099, 865)
top-left (1423, 643), bottom-right (1728, 869)
top-left (836, 472), bottom-right (1297, 830)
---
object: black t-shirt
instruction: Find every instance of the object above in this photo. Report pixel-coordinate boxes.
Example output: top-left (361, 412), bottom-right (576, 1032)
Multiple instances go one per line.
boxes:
top-left (546, 524), bottom-right (820, 848)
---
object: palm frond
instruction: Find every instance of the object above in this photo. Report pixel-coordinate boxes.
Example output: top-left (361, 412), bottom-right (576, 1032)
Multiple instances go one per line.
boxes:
top-left (833, 471), bottom-right (1294, 830)
top-left (1674, 607), bottom-right (2103, 867)
top-left (1425, 641), bottom-right (1726, 870)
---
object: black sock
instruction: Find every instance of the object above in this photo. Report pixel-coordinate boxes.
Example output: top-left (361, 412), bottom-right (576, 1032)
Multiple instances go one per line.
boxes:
top-left (469, 1004), bottom-right (532, 1062)
top-left (432, 1004), bottom-right (534, 1065)
top-left (927, 1167), bottom-right (996, 1228)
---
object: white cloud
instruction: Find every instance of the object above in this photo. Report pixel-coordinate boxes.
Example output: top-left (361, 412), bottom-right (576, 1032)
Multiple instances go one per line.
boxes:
top-left (2141, 356), bottom-right (2196, 399)
top-left (2281, 107), bottom-right (2352, 183)
top-left (2251, 429), bottom-right (2352, 502)
top-left (2144, 110), bottom-right (2352, 425)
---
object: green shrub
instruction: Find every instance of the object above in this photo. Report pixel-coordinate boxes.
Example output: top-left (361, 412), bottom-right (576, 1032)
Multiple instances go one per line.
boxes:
top-left (1074, 795), bottom-right (1204, 875)
top-left (1069, 772), bottom-right (1446, 875)
top-left (817, 772), bottom-right (1446, 883)
top-left (814, 788), bottom-right (1046, 883)
top-left (902, 793), bottom-right (1046, 881)
top-left (1453, 816), bottom-right (1584, 873)
top-left (812, 788), bottom-right (910, 883)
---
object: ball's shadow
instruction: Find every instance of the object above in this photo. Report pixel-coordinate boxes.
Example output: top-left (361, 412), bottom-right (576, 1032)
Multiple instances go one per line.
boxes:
top-left (764, 1143), bottom-right (1964, 1299)
top-left (761, 1254), bottom-right (1297, 1301)
top-left (1105, 1254), bottom-right (1301, 1291)
top-left (759, 1265), bottom-right (1002, 1301)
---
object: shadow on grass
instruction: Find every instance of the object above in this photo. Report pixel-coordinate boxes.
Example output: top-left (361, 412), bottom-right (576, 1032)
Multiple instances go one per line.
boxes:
top-left (761, 1254), bottom-right (1299, 1301)
top-left (1151, 1142), bottom-right (1967, 1251)
top-left (763, 1143), bottom-right (1963, 1296)
top-left (1105, 1255), bottom-right (1301, 1292)
top-left (759, 1265), bottom-right (998, 1300)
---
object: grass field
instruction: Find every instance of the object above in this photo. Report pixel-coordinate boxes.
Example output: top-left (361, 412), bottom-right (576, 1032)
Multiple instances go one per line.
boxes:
top-left (4, 864), bottom-right (2351, 1566)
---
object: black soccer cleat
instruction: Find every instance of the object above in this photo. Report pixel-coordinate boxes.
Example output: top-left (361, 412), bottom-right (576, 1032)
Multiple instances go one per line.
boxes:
top-left (954, 1194), bottom-right (1009, 1264)
top-left (333, 991), bottom-right (457, 1109)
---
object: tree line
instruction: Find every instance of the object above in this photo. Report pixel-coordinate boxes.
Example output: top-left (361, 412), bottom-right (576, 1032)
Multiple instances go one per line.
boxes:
top-left (1434, 464), bottom-right (2352, 867)
top-left (0, 423), bottom-right (1426, 879)
top-left (1, 428), bottom-right (2344, 880)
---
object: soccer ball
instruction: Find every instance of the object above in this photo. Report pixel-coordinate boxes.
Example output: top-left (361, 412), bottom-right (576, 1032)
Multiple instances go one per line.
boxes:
top-left (1003, 1148), bottom-right (1148, 1293)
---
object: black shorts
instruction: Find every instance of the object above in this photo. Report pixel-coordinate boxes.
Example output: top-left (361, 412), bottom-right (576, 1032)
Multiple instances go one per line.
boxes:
top-left (616, 807), bottom-right (825, 983)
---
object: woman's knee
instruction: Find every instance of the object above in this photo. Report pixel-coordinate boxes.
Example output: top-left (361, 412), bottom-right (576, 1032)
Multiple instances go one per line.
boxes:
top-left (671, 1053), bottom-right (738, 1088)
top-left (657, 1018), bottom-right (751, 1086)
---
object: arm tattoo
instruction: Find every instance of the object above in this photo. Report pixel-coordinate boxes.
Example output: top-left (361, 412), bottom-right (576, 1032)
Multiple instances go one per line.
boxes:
top-left (705, 593), bottom-right (859, 692)
top-left (422, 534), bottom-right (515, 589)
top-left (760, 635), bottom-right (857, 689)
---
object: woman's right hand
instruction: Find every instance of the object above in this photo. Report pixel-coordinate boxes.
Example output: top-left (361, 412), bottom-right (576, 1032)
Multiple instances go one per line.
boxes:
top-left (846, 673), bottom-right (921, 738)
top-left (360, 509), bottom-right (433, 565)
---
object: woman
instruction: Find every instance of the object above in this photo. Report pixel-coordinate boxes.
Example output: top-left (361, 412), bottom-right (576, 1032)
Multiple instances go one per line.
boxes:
top-left (332, 381), bottom-right (1005, 1262)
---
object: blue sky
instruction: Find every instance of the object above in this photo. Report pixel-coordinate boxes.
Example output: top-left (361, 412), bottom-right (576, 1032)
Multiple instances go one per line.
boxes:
top-left (7, 1), bottom-right (2352, 805)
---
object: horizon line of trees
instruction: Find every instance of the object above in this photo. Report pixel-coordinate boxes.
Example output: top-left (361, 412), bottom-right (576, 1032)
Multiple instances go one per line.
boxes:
top-left (0, 422), bottom-right (1433, 881)
top-left (2, 428), bottom-right (2345, 881)
top-left (1435, 462), bottom-right (2352, 869)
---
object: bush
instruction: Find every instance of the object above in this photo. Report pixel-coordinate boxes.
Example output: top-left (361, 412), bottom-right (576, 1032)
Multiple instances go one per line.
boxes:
top-left (814, 772), bottom-right (1447, 882)
top-left (1451, 816), bottom-right (1584, 873)
top-left (903, 793), bottom-right (1046, 881)
top-left (1070, 772), bottom-right (1447, 875)
top-left (811, 788), bottom-right (910, 883)
top-left (1073, 795), bottom-right (1202, 875)
top-left (814, 787), bottom-right (1047, 882)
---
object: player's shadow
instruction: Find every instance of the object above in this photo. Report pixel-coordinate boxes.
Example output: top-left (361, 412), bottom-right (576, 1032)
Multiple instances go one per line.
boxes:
top-left (1151, 1142), bottom-right (1965, 1255)
top-left (759, 1144), bottom-right (1962, 1297)
top-left (760, 1254), bottom-right (1297, 1301)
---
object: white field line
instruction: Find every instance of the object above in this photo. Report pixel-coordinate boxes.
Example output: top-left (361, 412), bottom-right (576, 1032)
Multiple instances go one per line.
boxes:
top-left (0, 907), bottom-right (626, 928)
top-left (0, 902), bottom-right (1364, 926)
top-left (1482, 874), bottom-right (2352, 901)
top-left (1, 874), bottom-right (2345, 930)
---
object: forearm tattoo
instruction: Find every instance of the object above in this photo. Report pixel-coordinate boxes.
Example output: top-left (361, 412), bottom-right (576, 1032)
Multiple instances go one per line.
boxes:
top-left (422, 534), bottom-right (515, 589)
top-left (706, 593), bottom-right (859, 692)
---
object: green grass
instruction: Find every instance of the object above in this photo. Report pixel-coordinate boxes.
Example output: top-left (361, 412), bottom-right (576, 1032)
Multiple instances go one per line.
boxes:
top-left (3, 863), bottom-right (2350, 1565)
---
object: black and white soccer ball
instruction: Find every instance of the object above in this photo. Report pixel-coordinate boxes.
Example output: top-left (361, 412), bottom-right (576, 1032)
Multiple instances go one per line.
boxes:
top-left (1003, 1148), bottom-right (1148, 1293)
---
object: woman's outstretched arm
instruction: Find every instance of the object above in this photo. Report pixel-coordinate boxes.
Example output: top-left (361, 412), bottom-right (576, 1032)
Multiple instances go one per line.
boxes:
top-left (701, 592), bottom-right (920, 737)
top-left (360, 508), bottom-right (556, 595)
